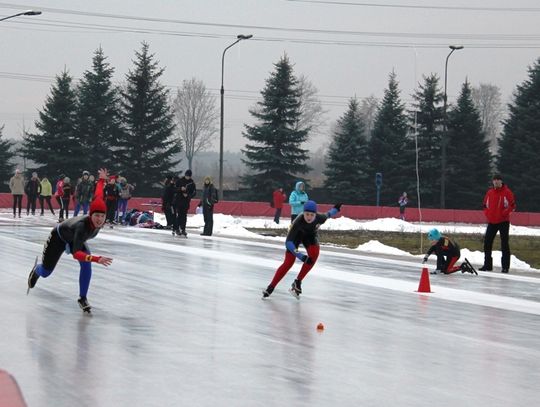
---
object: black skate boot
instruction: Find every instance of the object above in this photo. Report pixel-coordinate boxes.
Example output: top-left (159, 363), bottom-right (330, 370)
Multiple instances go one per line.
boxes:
top-left (181, 229), bottom-right (188, 238)
top-left (78, 297), bottom-right (92, 313)
top-left (289, 279), bottom-right (302, 300)
top-left (27, 256), bottom-right (39, 295)
top-left (262, 285), bottom-right (274, 299)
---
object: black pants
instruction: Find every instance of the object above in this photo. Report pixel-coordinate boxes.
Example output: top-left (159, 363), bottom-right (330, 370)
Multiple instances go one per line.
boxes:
top-left (39, 195), bottom-right (55, 215)
top-left (26, 195), bottom-right (37, 214)
top-left (12, 194), bottom-right (22, 216)
top-left (58, 197), bottom-right (70, 219)
top-left (274, 208), bottom-right (282, 224)
top-left (163, 202), bottom-right (174, 227)
top-left (203, 205), bottom-right (214, 235)
top-left (483, 221), bottom-right (510, 269)
top-left (174, 201), bottom-right (189, 232)
top-left (106, 200), bottom-right (117, 222)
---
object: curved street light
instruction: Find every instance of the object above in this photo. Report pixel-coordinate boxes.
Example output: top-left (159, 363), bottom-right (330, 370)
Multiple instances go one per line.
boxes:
top-left (219, 34), bottom-right (253, 201)
top-left (0, 10), bottom-right (42, 22)
top-left (440, 44), bottom-right (464, 209)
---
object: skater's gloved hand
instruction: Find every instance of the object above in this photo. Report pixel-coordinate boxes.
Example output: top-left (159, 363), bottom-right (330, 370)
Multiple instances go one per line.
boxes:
top-left (333, 203), bottom-right (343, 211)
top-left (304, 256), bottom-right (314, 265)
top-left (422, 256), bottom-right (428, 264)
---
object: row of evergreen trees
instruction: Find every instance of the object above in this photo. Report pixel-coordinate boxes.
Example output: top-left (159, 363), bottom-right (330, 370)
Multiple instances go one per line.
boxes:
top-left (4, 43), bottom-right (180, 195)
top-left (1, 46), bottom-right (539, 211)
top-left (241, 56), bottom-right (540, 211)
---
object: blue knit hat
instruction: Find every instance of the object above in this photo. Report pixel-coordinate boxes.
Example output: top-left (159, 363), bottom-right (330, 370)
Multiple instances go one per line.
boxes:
top-left (304, 200), bottom-right (317, 213)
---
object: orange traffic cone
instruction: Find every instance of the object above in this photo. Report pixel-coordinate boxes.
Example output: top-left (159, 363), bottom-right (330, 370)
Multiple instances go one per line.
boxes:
top-left (416, 267), bottom-right (433, 293)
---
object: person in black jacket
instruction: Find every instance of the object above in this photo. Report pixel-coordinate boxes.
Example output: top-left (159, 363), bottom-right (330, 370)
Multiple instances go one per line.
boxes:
top-left (199, 176), bottom-right (219, 236)
top-left (25, 172), bottom-right (41, 215)
top-left (27, 199), bottom-right (113, 312)
top-left (172, 170), bottom-right (196, 237)
top-left (161, 174), bottom-right (176, 229)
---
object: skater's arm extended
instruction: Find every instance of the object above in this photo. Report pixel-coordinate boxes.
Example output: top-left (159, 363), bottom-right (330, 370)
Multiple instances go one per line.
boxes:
top-left (72, 251), bottom-right (112, 266)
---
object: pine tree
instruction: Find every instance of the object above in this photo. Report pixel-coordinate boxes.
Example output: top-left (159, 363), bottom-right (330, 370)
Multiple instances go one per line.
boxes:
top-left (368, 71), bottom-right (414, 205)
top-left (498, 58), bottom-right (540, 211)
top-left (445, 80), bottom-right (491, 209)
top-left (77, 47), bottom-right (124, 173)
top-left (0, 126), bottom-right (16, 191)
top-left (241, 55), bottom-right (310, 200)
top-left (21, 70), bottom-right (80, 178)
top-left (410, 74), bottom-right (444, 208)
top-left (323, 98), bottom-right (370, 203)
top-left (120, 42), bottom-right (180, 195)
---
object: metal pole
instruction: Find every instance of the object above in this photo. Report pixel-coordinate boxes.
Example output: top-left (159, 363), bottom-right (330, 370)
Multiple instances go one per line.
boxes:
top-left (218, 35), bottom-right (252, 201)
top-left (440, 45), bottom-right (463, 209)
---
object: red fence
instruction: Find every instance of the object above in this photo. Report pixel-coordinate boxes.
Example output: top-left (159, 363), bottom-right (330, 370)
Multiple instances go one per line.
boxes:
top-left (2, 193), bottom-right (539, 226)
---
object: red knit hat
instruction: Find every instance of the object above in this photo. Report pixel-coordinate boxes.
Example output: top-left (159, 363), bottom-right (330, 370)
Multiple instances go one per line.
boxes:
top-left (90, 199), bottom-right (107, 215)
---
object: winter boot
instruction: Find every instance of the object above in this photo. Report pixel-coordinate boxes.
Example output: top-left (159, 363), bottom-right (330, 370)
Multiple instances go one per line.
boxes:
top-left (289, 279), bottom-right (302, 299)
top-left (27, 257), bottom-right (39, 295)
top-left (479, 257), bottom-right (493, 271)
top-left (262, 285), bottom-right (274, 299)
top-left (78, 297), bottom-right (92, 313)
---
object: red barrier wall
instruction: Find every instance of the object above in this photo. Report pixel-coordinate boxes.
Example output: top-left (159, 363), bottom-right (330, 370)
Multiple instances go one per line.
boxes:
top-left (2, 193), bottom-right (539, 226)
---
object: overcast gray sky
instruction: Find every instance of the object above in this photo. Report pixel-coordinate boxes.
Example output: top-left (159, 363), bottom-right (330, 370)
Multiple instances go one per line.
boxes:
top-left (1, 0), bottom-right (539, 152)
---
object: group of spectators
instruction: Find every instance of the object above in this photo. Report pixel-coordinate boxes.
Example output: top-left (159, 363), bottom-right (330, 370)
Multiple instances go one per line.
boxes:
top-left (8, 169), bottom-right (134, 224)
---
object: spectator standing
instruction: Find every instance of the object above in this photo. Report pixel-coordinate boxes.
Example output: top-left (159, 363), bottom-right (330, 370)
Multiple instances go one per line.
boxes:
top-left (60, 177), bottom-right (73, 220)
top-left (39, 175), bottom-right (55, 216)
top-left (161, 175), bottom-right (175, 229)
top-left (117, 177), bottom-right (135, 224)
top-left (172, 169), bottom-right (196, 237)
top-left (272, 187), bottom-right (287, 224)
top-left (200, 176), bottom-right (219, 236)
top-left (54, 174), bottom-right (66, 222)
top-left (398, 192), bottom-right (408, 221)
top-left (288, 181), bottom-right (308, 222)
top-left (74, 171), bottom-right (94, 216)
top-left (480, 174), bottom-right (516, 273)
top-left (9, 169), bottom-right (25, 218)
top-left (103, 176), bottom-right (120, 224)
top-left (25, 172), bottom-right (41, 215)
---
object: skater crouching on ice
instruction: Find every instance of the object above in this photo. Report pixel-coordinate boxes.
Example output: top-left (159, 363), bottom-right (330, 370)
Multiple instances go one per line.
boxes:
top-left (262, 200), bottom-right (342, 299)
top-left (422, 229), bottom-right (476, 275)
top-left (27, 199), bottom-right (113, 312)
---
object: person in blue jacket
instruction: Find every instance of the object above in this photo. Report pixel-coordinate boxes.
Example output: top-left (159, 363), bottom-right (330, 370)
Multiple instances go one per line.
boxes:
top-left (262, 200), bottom-right (342, 299)
top-left (288, 181), bottom-right (308, 222)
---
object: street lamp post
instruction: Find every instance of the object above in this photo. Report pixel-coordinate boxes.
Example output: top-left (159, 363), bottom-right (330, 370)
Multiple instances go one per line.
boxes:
top-left (440, 44), bottom-right (463, 209)
top-left (219, 34), bottom-right (252, 201)
top-left (0, 10), bottom-right (41, 22)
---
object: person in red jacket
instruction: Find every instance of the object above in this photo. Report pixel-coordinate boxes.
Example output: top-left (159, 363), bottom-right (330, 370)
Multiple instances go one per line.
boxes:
top-left (272, 187), bottom-right (287, 224)
top-left (480, 174), bottom-right (516, 273)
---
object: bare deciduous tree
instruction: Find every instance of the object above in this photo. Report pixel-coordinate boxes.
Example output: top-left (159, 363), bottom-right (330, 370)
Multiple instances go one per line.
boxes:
top-left (359, 95), bottom-right (379, 140)
top-left (471, 83), bottom-right (505, 154)
top-left (294, 75), bottom-right (327, 137)
top-left (172, 78), bottom-right (218, 170)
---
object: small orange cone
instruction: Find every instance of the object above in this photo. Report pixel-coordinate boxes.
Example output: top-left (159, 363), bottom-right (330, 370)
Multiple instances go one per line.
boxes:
top-left (317, 323), bottom-right (325, 331)
top-left (416, 267), bottom-right (433, 293)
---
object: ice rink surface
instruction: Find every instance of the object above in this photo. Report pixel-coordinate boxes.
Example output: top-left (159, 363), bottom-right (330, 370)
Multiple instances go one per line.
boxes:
top-left (1, 214), bottom-right (540, 407)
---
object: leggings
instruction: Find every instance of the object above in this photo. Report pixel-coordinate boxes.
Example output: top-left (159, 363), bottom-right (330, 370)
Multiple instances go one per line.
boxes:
top-left (270, 244), bottom-right (320, 287)
top-left (12, 194), bottom-right (22, 216)
top-left (35, 228), bottom-right (93, 298)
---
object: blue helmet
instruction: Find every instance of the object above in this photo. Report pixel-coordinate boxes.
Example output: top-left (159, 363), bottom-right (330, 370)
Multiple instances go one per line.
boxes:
top-left (427, 228), bottom-right (441, 241)
top-left (303, 200), bottom-right (317, 213)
